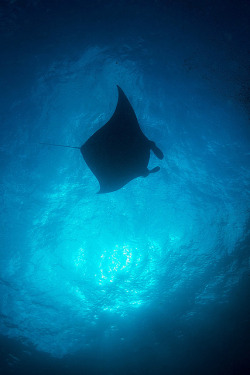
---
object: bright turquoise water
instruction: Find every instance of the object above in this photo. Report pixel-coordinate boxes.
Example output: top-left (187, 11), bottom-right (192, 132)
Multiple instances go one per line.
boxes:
top-left (0, 1), bottom-right (249, 374)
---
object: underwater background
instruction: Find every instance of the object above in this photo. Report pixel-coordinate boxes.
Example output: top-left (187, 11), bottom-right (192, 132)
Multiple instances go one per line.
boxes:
top-left (0, 0), bottom-right (249, 374)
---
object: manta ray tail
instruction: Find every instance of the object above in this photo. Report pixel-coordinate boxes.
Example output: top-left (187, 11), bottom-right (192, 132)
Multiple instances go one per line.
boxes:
top-left (39, 143), bottom-right (80, 149)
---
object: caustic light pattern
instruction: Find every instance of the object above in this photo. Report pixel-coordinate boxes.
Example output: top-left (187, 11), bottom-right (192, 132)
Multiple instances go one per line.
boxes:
top-left (0, 2), bottom-right (249, 369)
top-left (74, 241), bottom-right (162, 312)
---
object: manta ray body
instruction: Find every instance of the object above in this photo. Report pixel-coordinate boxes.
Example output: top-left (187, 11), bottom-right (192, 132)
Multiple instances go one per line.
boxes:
top-left (80, 86), bottom-right (164, 193)
top-left (41, 86), bottom-right (164, 193)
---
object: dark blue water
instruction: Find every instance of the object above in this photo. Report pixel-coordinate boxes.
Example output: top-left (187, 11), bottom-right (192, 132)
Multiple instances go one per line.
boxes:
top-left (0, 1), bottom-right (249, 374)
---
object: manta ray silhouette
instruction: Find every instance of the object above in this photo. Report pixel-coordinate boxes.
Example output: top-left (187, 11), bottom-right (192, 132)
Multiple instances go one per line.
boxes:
top-left (41, 86), bottom-right (164, 193)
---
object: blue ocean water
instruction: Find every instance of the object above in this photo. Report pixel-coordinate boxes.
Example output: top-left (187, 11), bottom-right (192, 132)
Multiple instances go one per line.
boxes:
top-left (0, 0), bottom-right (249, 374)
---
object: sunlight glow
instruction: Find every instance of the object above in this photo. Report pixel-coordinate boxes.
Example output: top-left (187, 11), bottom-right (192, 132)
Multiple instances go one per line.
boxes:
top-left (73, 240), bottom-right (161, 314)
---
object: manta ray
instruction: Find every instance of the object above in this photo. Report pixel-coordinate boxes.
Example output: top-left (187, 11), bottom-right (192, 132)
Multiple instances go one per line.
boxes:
top-left (41, 86), bottom-right (164, 193)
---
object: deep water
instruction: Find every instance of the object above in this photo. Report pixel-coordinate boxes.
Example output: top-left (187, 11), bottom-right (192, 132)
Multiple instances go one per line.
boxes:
top-left (0, 1), bottom-right (250, 374)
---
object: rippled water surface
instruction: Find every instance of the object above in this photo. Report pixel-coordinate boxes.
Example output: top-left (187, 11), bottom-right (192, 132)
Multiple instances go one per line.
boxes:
top-left (0, 1), bottom-right (249, 374)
